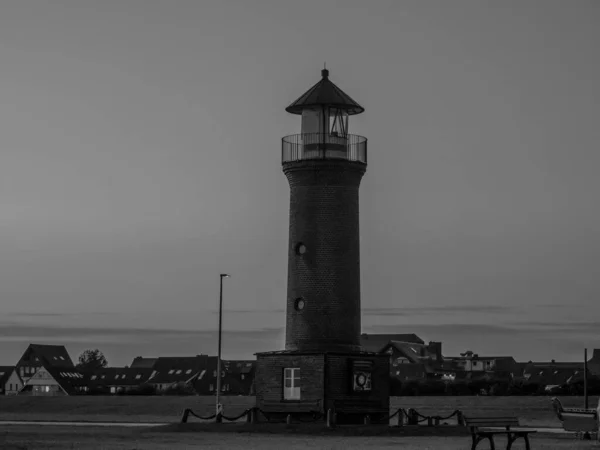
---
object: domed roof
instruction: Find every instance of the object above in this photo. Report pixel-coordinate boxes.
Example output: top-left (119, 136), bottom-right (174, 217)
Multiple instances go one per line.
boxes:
top-left (285, 69), bottom-right (365, 115)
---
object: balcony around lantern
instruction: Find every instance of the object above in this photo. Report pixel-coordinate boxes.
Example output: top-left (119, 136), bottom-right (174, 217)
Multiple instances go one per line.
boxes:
top-left (281, 132), bottom-right (367, 164)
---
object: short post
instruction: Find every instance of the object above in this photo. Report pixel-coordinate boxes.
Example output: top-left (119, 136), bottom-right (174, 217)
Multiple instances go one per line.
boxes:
top-left (326, 408), bottom-right (335, 428)
top-left (456, 410), bottom-right (465, 426)
top-left (434, 416), bottom-right (440, 426)
top-left (215, 403), bottom-right (223, 423)
top-left (584, 348), bottom-right (589, 410)
top-left (246, 408), bottom-right (253, 424)
top-left (180, 408), bottom-right (190, 424)
top-left (408, 408), bottom-right (418, 425)
top-left (364, 415), bottom-right (371, 425)
top-left (396, 409), bottom-right (404, 427)
top-left (427, 416), bottom-right (433, 427)
top-left (286, 414), bottom-right (292, 425)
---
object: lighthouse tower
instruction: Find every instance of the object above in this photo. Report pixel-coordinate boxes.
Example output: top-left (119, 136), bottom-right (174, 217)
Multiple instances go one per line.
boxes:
top-left (255, 68), bottom-right (389, 424)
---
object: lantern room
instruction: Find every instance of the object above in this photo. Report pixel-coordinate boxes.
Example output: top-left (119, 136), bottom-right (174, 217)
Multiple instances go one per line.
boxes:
top-left (282, 68), bottom-right (367, 164)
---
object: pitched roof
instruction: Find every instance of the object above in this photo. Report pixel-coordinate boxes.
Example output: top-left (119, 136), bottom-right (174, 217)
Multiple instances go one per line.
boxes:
top-left (0, 366), bottom-right (14, 387)
top-left (129, 357), bottom-right (158, 369)
top-left (45, 367), bottom-right (87, 394)
top-left (285, 69), bottom-right (365, 115)
top-left (86, 367), bottom-right (154, 387)
top-left (146, 356), bottom-right (209, 385)
top-left (25, 344), bottom-right (75, 368)
top-left (385, 341), bottom-right (432, 363)
top-left (360, 333), bottom-right (424, 352)
top-left (524, 367), bottom-right (585, 385)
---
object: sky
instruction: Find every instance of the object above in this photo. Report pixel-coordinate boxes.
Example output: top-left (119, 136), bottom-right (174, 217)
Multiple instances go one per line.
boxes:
top-left (0, 0), bottom-right (599, 367)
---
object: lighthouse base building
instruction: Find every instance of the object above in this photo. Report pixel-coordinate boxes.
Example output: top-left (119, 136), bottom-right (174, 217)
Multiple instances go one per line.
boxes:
top-left (255, 69), bottom-right (390, 424)
top-left (255, 351), bottom-right (390, 424)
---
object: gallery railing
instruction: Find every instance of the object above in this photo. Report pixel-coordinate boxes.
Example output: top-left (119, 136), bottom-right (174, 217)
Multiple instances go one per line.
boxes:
top-left (282, 133), bottom-right (367, 164)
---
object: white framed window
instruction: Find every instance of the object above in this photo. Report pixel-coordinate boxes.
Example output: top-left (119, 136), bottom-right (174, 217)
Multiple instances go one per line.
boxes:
top-left (283, 368), bottom-right (301, 400)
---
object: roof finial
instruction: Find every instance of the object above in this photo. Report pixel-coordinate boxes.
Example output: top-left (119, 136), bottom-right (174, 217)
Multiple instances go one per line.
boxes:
top-left (321, 62), bottom-right (329, 79)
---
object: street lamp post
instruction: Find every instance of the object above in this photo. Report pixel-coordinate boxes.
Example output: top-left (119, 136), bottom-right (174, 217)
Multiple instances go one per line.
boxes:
top-left (216, 273), bottom-right (230, 422)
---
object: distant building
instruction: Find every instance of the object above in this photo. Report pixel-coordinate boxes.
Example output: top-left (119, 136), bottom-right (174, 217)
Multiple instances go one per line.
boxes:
top-left (86, 367), bottom-right (154, 394)
top-left (448, 351), bottom-right (519, 375)
top-left (0, 366), bottom-right (15, 395)
top-left (1, 366), bottom-right (22, 396)
top-left (522, 361), bottom-right (586, 387)
top-left (15, 344), bottom-right (86, 396)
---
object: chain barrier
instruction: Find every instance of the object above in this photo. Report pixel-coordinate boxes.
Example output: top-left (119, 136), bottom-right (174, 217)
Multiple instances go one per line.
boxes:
top-left (183, 405), bottom-right (463, 427)
top-left (371, 407), bottom-right (405, 424)
top-left (186, 409), bottom-right (217, 421)
top-left (413, 409), bottom-right (460, 424)
top-left (221, 408), bottom-right (251, 422)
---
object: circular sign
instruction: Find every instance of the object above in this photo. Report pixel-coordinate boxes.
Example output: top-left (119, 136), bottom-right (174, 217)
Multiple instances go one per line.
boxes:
top-left (356, 373), bottom-right (367, 386)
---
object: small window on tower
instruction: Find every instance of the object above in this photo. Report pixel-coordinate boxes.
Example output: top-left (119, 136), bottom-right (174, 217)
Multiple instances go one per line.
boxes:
top-left (294, 298), bottom-right (306, 311)
top-left (295, 243), bottom-right (307, 255)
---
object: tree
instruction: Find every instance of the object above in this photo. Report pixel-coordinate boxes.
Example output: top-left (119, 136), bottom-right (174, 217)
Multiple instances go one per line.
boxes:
top-left (77, 349), bottom-right (108, 371)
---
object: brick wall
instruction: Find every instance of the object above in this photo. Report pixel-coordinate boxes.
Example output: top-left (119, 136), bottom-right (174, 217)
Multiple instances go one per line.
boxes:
top-left (283, 160), bottom-right (366, 352)
top-left (255, 353), bottom-right (325, 408)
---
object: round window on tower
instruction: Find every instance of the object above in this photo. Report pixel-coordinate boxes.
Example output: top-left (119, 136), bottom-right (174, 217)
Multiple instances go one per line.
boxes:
top-left (295, 243), bottom-right (307, 255)
top-left (294, 298), bottom-right (306, 311)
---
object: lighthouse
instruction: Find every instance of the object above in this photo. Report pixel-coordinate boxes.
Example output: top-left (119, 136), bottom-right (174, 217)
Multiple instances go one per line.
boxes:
top-left (255, 68), bottom-right (390, 424)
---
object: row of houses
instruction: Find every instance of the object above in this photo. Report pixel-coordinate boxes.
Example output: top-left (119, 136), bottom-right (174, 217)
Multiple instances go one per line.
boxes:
top-left (359, 333), bottom-right (600, 389)
top-left (0, 344), bottom-right (255, 396)
top-left (2, 338), bottom-right (599, 396)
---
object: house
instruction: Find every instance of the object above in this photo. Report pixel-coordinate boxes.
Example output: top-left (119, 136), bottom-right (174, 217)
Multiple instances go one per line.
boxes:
top-left (522, 361), bottom-right (586, 387)
top-left (0, 366), bottom-right (15, 395)
top-left (2, 367), bottom-right (23, 396)
top-left (145, 355), bottom-right (210, 392)
top-left (15, 344), bottom-right (87, 396)
top-left (448, 351), bottom-right (519, 375)
top-left (222, 360), bottom-right (256, 395)
top-left (360, 333), bottom-right (425, 353)
top-left (86, 367), bottom-right (154, 394)
top-left (380, 340), bottom-right (450, 382)
top-left (193, 356), bottom-right (222, 395)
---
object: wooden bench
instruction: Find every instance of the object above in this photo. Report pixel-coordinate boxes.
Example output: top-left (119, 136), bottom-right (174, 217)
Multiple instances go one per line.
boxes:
top-left (551, 397), bottom-right (598, 439)
top-left (464, 415), bottom-right (536, 450)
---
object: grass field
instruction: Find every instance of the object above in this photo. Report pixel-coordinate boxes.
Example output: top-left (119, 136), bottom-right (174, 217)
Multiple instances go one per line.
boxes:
top-left (1, 396), bottom-right (599, 449)
top-left (0, 424), bottom-right (598, 450)
top-left (0, 395), bottom-right (597, 427)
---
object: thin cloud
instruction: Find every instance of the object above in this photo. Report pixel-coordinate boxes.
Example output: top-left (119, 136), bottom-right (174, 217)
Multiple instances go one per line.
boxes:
top-left (210, 308), bottom-right (285, 314)
top-left (363, 305), bottom-right (513, 316)
top-left (0, 323), bottom-right (284, 342)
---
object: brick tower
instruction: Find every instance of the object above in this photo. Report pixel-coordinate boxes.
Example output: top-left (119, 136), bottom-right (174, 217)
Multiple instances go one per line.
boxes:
top-left (255, 68), bottom-right (389, 424)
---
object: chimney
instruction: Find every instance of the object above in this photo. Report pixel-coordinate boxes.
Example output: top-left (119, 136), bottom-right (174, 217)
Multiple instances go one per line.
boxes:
top-left (427, 341), bottom-right (443, 361)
